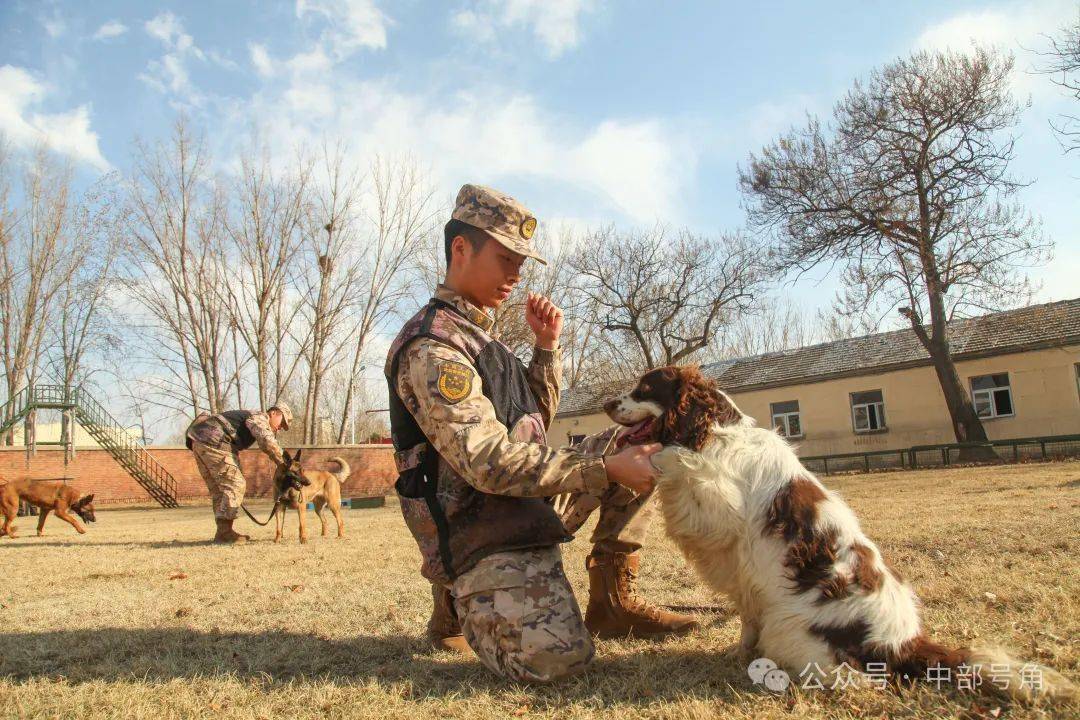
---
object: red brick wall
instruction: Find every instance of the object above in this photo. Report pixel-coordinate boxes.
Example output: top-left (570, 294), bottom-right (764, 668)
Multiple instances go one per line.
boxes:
top-left (0, 445), bottom-right (396, 505)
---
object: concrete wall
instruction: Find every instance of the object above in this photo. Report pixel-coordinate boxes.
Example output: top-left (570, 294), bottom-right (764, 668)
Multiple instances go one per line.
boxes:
top-left (0, 444), bottom-right (397, 505)
top-left (550, 345), bottom-right (1080, 456)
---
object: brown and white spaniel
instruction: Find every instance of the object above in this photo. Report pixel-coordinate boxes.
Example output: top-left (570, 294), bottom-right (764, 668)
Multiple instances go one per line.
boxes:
top-left (604, 365), bottom-right (1073, 702)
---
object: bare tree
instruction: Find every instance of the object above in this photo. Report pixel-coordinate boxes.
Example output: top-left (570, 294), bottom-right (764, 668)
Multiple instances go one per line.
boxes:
top-left (46, 175), bottom-right (125, 449)
top-left (297, 145), bottom-right (367, 444)
top-left (122, 119), bottom-right (232, 416)
top-left (569, 224), bottom-right (765, 373)
top-left (739, 47), bottom-right (1052, 447)
top-left (220, 145), bottom-right (312, 408)
top-left (335, 156), bottom-right (437, 443)
top-left (1037, 12), bottom-right (1080, 152)
top-left (0, 143), bottom-right (83, 443)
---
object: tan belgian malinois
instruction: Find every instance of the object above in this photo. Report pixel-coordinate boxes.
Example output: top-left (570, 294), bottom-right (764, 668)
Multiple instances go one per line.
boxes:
top-left (272, 449), bottom-right (348, 543)
top-left (0, 479), bottom-right (96, 538)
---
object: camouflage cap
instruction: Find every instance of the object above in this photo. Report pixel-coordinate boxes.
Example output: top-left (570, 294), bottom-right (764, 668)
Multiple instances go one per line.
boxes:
top-left (452, 183), bottom-right (546, 265)
top-left (269, 402), bottom-right (293, 430)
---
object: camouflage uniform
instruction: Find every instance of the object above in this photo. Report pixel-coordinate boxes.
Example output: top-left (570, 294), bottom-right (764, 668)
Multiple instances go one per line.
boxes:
top-left (186, 410), bottom-right (287, 520)
top-left (386, 185), bottom-right (656, 682)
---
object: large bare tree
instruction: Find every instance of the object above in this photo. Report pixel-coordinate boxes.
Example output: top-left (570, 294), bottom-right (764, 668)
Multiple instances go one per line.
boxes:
top-left (0, 143), bottom-right (83, 443)
top-left (296, 145), bottom-right (368, 444)
top-left (123, 119), bottom-right (232, 416)
top-left (219, 145), bottom-right (312, 409)
top-left (739, 47), bottom-right (1052, 446)
top-left (569, 224), bottom-right (765, 373)
top-left (335, 156), bottom-right (437, 443)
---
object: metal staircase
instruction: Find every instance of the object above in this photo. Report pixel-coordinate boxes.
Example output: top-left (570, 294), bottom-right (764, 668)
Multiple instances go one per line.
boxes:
top-left (0, 385), bottom-right (179, 508)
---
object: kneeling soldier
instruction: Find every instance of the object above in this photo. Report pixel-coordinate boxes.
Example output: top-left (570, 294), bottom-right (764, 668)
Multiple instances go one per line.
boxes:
top-left (186, 404), bottom-right (293, 543)
top-left (386, 184), bottom-right (696, 683)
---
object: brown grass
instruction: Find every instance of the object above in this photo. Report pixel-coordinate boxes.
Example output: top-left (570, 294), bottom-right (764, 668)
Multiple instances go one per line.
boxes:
top-left (1, 460), bottom-right (1078, 719)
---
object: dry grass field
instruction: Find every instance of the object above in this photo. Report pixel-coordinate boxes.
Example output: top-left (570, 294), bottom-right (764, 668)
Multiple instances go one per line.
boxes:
top-left (1, 460), bottom-right (1078, 720)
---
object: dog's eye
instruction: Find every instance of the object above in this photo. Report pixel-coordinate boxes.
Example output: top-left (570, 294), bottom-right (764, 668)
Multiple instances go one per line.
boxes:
top-left (639, 384), bottom-right (650, 393)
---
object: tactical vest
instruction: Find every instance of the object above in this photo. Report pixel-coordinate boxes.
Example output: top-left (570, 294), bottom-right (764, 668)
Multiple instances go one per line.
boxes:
top-left (187, 410), bottom-right (256, 451)
top-left (385, 298), bottom-right (571, 584)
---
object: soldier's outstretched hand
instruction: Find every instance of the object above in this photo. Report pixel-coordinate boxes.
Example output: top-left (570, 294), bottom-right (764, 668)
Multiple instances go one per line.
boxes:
top-left (526, 293), bottom-right (563, 350)
top-left (604, 442), bottom-right (661, 495)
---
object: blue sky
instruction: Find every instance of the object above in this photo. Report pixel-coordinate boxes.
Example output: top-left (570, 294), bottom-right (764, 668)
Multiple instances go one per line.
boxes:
top-left (1, 0), bottom-right (1077, 314)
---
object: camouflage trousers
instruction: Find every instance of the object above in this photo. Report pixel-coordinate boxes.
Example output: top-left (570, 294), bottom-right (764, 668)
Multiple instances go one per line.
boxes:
top-left (451, 546), bottom-right (593, 683)
top-left (190, 441), bottom-right (246, 520)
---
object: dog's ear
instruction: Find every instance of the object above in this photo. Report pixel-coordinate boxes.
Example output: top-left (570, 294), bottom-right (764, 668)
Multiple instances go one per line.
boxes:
top-left (659, 367), bottom-right (739, 451)
top-left (283, 450), bottom-right (293, 466)
top-left (80, 494), bottom-right (94, 506)
top-left (294, 448), bottom-right (303, 463)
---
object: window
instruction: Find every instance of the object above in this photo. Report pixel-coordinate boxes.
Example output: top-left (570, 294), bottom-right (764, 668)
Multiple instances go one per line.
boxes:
top-left (970, 373), bottom-right (1013, 419)
top-left (850, 390), bottom-right (886, 433)
top-left (770, 400), bottom-right (802, 438)
top-left (1075, 364), bottom-right (1080, 403)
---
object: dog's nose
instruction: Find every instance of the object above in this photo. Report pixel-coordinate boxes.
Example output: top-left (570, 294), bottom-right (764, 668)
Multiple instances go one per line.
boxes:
top-left (603, 399), bottom-right (618, 414)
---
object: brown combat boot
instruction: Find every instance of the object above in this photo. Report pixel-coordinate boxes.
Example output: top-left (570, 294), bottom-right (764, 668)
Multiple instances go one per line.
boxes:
top-left (213, 518), bottom-right (249, 544)
top-left (426, 585), bottom-right (472, 654)
top-left (585, 550), bottom-right (699, 639)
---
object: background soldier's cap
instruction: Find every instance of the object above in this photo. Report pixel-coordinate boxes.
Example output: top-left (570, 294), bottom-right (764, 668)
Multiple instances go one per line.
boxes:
top-left (270, 402), bottom-right (293, 430)
top-left (452, 183), bottom-right (546, 265)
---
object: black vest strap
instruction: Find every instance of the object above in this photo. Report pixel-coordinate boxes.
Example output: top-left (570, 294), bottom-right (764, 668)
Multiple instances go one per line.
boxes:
top-left (390, 302), bottom-right (457, 580)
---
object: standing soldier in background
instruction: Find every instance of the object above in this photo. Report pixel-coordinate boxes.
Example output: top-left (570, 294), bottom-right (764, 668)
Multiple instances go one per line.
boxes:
top-left (186, 404), bottom-right (294, 543)
top-left (385, 184), bottom-right (697, 683)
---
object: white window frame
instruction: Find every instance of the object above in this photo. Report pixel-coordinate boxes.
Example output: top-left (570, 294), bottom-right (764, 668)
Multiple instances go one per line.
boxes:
top-left (850, 391), bottom-right (886, 433)
top-left (770, 401), bottom-right (803, 439)
top-left (970, 374), bottom-right (1014, 419)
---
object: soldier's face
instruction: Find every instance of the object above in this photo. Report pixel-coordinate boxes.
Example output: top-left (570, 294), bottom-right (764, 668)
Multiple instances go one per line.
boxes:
top-left (456, 236), bottom-right (526, 308)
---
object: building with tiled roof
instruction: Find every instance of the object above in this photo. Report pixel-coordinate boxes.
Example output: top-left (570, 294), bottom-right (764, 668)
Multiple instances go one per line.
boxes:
top-left (551, 299), bottom-right (1080, 457)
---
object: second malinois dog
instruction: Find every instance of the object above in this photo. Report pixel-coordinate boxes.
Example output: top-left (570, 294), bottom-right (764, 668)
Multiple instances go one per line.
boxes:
top-left (0, 479), bottom-right (96, 538)
top-left (272, 449), bottom-right (348, 543)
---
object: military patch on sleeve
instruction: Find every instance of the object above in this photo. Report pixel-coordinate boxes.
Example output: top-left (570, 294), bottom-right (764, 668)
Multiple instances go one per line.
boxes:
top-left (436, 361), bottom-right (474, 403)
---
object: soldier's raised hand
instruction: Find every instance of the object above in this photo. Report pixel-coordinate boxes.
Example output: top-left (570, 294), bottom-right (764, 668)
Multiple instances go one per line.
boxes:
top-left (526, 293), bottom-right (563, 350)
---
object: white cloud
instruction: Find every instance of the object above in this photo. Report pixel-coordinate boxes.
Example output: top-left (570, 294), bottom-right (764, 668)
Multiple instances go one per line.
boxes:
top-left (145, 11), bottom-right (201, 56)
top-left (224, 68), bottom-right (688, 223)
top-left (249, 43), bottom-right (275, 77)
top-left (141, 12), bottom-right (205, 104)
top-left (0, 65), bottom-right (109, 169)
top-left (451, 0), bottom-right (601, 58)
top-left (295, 0), bottom-right (390, 57)
top-left (93, 20), bottom-right (128, 41)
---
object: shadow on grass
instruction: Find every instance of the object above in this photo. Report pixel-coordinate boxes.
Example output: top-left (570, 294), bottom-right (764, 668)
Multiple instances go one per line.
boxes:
top-left (0, 628), bottom-right (750, 704)
top-left (0, 537), bottom-right (318, 548)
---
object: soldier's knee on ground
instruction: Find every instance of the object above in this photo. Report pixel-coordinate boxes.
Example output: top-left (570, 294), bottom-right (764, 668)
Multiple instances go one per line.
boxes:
top-left (504, 621), bottom-right (595, 683)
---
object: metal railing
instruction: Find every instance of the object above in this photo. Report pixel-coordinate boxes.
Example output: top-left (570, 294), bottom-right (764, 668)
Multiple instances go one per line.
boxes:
top-left (801, 433), bottom-right (1080, 476)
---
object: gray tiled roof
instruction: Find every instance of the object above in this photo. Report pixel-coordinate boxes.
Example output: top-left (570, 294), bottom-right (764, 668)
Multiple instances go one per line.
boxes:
top-left (556, 298), bottom-right (1080, 418)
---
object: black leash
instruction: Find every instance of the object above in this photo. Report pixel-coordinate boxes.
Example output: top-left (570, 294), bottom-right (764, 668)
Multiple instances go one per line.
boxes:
top-left (240, 467), bottom-right (309, 527)
top-left (240, 501), bottom-right (280, 527)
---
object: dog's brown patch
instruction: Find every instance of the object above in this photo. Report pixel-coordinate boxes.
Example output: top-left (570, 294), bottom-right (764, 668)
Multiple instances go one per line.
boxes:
top-left (811, 618), bottom-right (873, 665)
top-left (882, 634), bottom-right (970, 683)
top-left (851, 542), bottom-right (884, 593)
top-left (764, 476), bottom-right (827, 543)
